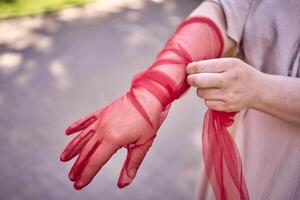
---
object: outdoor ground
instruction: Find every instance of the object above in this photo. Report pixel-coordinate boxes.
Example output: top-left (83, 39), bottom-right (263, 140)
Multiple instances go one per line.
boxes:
top-left (0, 0), bottom-right (208, 199)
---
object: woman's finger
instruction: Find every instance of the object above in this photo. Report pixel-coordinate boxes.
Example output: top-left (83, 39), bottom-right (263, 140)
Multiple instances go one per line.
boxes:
top-left (196, 88), bottom-right (223, 101)
top-left (65, 111), bottom-right (98, 135)
top-left (187, 73), bottom-right (224, 88)
top-left (205, 99), bottom-right (227, 111)
top-left (68, 136), bottom-right (100, 182)
top-left (117, 137), bottom-right (154, 188)
top-left (186, 59), bottom-right (227, 74)
top-left (73, 141), bottom-right (120, 190)
top-left (60, 128), bottom-right (96, 162)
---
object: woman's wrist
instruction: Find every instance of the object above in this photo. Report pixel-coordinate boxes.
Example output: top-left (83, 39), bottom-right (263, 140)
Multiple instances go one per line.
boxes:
top-left (249, 70), bottom-right (268, 111)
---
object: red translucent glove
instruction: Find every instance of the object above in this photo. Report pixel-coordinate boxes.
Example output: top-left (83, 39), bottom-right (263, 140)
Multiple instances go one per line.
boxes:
top-left (60, 16), bottom-right (248, 199)
top-left (60, 93), bottom-right (162, 189)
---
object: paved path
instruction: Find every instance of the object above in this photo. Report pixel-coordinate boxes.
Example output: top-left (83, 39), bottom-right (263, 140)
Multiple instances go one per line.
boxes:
top-left (0, 0), bottom-right (208, 199)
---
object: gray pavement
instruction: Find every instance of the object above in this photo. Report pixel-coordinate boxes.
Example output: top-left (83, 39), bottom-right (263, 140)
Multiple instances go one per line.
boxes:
top-left (0, 0), bottom-right (208, 199)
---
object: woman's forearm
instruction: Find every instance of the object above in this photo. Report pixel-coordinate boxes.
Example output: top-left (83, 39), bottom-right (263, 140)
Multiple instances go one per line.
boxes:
top-left (186, 57), bottom-right (300, 127)
top-left (253, 73), bottom-right (300, 126)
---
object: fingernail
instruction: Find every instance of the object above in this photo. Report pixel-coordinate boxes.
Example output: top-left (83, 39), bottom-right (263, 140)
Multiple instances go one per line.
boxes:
top-left (74, 181), bottom-right (83, 190)
top-left (69, 171), bottom-right (75, 181)
top-left (117, 181), bottom-right (130, 189)
top-left (66, 125), bottom-right (77, 135)
top-left (188, 62), bottom-right (196, 66)
top-left (65, 127), bottom-right (72, 135)
top-left (186, 64), bottom-right (194, 73)
top-left (60, 154), bottom-right (66, 162)
top-left (117, 173), bottom-right (134, 189)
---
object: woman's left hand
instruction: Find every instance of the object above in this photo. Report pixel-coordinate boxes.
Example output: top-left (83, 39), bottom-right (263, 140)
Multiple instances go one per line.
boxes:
top-left (186, 58), bottom-right (264, 112)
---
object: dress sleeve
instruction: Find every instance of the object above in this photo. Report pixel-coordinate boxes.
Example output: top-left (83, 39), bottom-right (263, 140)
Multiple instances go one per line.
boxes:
top-left (205, 0), bottom-right (254, 45)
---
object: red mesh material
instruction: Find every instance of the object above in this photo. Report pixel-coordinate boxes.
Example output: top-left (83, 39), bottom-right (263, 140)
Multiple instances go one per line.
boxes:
top-left (60, 16), bottom-right (249, 199)
top-left (203, 110), bottom-right (249, 200)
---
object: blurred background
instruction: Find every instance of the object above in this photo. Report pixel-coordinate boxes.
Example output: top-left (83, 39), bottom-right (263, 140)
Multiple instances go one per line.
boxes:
top-left (0, 0), bottom-right (208, 199)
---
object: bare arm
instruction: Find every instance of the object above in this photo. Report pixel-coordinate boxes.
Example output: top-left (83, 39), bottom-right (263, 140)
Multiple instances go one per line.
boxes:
top-left (253, 73), bottom-right (300, 126)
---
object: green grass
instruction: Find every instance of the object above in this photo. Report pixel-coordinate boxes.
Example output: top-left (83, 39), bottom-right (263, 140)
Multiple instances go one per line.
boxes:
top-left (0, 0), bottom-right (93, 19)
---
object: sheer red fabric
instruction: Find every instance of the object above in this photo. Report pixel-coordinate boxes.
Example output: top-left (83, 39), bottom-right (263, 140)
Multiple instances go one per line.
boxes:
top-left (60, 16), bottom-right (249, 199)
top-left (203, 110), bottom-right (249, 200)
top-left (130, 17), bottom-right (249, 199)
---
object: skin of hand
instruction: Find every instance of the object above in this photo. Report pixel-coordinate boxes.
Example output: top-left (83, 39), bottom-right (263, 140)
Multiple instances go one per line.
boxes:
top-left (187, 57), bottom-right (300, 126)
top-left (186, 57), bottom-right (264, 112)
top-left (60, 88), bottom-right (163, 190)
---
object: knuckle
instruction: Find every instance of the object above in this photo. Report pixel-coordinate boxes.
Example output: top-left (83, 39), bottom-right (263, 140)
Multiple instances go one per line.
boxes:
top-left (224, 92), bottom-right (235, 104)
top-left (218, 76), bottom-right (225, 87)
top-left (231, 68), bottom-right (242, 80)
top-left (230, 57), bottom-right (240, 66)
top-left (229, 92), bottom-right (236, 100)
top-left (232, 74), bottom-right (240, 81)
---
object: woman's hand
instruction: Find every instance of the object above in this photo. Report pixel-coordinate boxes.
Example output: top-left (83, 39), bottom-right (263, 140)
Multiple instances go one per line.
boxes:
top-left (60, 91), bottom-right (162, 190)
top-left (186, 58), bottom-right (264, 112)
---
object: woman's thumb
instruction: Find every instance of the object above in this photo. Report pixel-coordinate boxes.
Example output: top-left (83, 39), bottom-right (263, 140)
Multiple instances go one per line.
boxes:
top-left (117, 139), bottom-right (154, 188)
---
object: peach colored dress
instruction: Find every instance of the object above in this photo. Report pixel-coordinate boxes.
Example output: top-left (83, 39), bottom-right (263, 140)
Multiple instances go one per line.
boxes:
top-left (198, 0), bottom-right (300, 199)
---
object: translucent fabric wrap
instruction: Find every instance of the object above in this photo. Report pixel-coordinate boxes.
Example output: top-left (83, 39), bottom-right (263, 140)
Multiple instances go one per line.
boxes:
top-left (60, 16), bottom-right (249, 199)
top-left (203, 110), bottom-right (249, 200)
